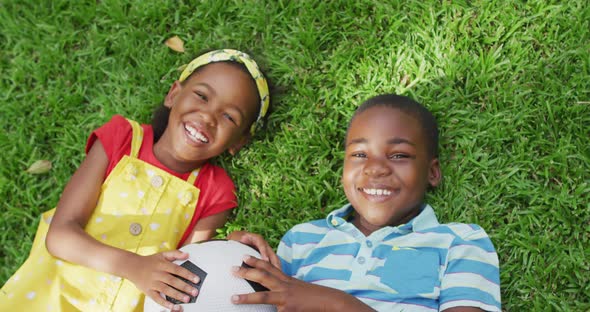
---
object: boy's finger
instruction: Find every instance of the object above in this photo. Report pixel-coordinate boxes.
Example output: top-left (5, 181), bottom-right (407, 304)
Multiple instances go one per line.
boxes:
top-left (240, 234), bottom-right (263, 249)
top-left (243, 255), bottom-right (281, 274)
top-left (256, 246), bottom-right (280, 269)
top-left (231, 291), bottom-right (283, 305)
top-left (233, 263), bottom-right (283, 290)
top-left (266, 250), bottom-right (281, 269)
top-left (232, 233), bottom-right (280, 267)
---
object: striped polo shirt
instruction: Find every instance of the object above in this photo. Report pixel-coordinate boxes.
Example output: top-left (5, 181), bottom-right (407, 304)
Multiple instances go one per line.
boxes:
top-left (277, 203), bottom-right (501, 311)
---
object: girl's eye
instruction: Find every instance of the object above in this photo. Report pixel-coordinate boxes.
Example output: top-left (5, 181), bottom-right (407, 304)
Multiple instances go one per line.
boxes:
top-left (195, 92), bottom-right (207, 101)
top-left (351, 152), bottom-right (367, 158)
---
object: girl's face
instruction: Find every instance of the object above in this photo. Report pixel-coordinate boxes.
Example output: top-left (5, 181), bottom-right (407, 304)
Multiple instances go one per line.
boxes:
top-left (156, 62), bottom-right (259, 172)
top-left (342, 106), bottom-right (441, 236)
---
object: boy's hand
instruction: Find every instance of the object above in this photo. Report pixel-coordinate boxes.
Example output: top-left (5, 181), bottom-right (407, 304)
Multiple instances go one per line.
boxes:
top-left (227, 230), bottom-right (281, 268)
top-left (125, 250), bottom-right (200, 311)
top-left (231, 256), bottom-right (375, 312)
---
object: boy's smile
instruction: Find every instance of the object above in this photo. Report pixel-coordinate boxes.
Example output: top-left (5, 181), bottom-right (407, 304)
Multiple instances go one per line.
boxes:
top-left (342, 106), bottom-right (441, 236)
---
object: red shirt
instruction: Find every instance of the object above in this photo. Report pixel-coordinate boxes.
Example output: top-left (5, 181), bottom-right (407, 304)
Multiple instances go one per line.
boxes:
top-left (86, 115), bottom-right (237, 246)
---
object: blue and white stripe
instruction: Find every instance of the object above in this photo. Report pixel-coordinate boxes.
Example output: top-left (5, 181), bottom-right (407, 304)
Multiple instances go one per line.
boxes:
top-left (277, 203), bottom-right (501, 311)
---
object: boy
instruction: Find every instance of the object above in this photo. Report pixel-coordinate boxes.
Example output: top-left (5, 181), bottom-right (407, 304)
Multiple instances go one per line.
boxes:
top-left (231, 94), bottom-right (501, 311)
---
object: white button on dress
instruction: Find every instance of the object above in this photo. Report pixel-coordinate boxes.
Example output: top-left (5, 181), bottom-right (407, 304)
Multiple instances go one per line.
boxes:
top-left (151, 176), bottom-right (163, 188)
top-left (129, 223), bottom-right (142, 236)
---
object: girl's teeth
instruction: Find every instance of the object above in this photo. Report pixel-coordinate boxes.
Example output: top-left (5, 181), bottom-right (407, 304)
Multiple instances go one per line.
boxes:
top-left (184, 124), bottom-right (208, 143)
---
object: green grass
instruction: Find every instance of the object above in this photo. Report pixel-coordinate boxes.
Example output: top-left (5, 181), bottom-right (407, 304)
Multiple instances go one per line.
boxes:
top-left (1, 0), bottom-right (588, 310)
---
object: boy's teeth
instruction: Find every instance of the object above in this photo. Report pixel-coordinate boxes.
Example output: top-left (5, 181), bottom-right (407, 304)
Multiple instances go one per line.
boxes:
top-left (184, 124), bottom-right (208, 143)
top-left (363, 188), bottom-right (392, 196)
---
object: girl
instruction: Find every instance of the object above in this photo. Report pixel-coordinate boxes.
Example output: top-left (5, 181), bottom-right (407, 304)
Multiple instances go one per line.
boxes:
top-left (0, 49), bottom-right (270, 312)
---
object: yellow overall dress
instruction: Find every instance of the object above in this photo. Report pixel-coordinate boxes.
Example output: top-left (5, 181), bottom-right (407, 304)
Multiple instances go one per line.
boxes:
top-left (1, 119), bottom-right (201, 311)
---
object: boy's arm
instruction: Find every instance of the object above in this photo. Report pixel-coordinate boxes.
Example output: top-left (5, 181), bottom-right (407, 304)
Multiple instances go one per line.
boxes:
top-left (444, 308), bottom-right (484, 312)
top-left (228, 231), bottom-right (281, 268)
top-left (232, 256), bottom-right (376, 312)
top-left (440, 226), bottom-right (501, 312)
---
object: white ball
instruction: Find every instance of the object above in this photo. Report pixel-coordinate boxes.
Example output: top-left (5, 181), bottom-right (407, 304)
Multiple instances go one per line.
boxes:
top-left (143, 240), bottom-right (276, 312)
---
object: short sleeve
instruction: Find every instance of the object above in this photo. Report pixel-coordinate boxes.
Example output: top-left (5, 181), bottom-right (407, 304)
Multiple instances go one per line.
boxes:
top-left (86, 115), bottom-right (133, 178)
top-left (195, 164), bottom-right (237, 219)
top-left (176, 164), bottom-right (237, 247)
top-left (277, 230), bottom-right (295, 276)
top-left (440, 225), bottom-right (501, 311)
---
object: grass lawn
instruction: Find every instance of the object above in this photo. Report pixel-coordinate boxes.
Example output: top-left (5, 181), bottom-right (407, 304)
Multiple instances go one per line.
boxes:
top-left (1, 0), bottom-right (588, 310)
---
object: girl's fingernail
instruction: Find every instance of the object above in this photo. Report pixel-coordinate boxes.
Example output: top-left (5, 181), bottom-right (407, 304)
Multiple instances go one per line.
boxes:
top-left (231, 295), bottom-right (239, 303)
top-left (173, 304), bottom-right (180, 311)
top-left (242, 255), bottom-right (250, 261)
top-left (231, 266), bottom-right (240, 272)
top-left (193, 276), bottom-right (200, 283)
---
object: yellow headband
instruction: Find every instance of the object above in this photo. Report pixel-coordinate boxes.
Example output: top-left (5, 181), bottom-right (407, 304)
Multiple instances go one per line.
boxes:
top-left (178, 49), bottom-right (270, 135)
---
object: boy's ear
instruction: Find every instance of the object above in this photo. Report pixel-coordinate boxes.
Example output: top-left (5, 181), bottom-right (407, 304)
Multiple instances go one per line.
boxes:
top-left (164, 81), bottom-right (182, 108)
top-left (428, 158), bottom-right (442, 188)
top-left (228, 133), bottom-right (251, 156)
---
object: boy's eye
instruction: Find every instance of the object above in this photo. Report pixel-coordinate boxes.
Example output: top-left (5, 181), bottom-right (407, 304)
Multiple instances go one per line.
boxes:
top-left (223, 113), bottom-right (237, 125)
top-left (389, 154), bottom-right (408, 160)
top-left (351, 152), bottom-right (367, 158)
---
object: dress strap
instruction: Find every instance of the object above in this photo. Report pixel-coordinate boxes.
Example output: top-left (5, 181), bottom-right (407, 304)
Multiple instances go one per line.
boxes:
top-left (186, 168), bottom-right (199, 184)
top-left (125, 118), bottom-right (199, 183)
top-left (125, 118), bottom-right (144, 158)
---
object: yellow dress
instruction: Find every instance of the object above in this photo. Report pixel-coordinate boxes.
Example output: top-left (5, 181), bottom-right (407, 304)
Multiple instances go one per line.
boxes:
top-left (1, 119), bottom-right (201, 311)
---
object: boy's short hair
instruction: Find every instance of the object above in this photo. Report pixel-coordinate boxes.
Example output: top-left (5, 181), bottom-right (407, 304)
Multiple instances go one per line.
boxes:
top-left (348, 94), bottom-right (439, 158)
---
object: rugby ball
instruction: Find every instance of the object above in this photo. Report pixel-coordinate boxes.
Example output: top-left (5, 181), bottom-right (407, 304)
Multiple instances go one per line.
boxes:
top-left (143, 240), bottom-right (276, 312)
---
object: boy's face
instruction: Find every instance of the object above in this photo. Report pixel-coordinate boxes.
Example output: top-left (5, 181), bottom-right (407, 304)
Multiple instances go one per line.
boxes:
top-left (342, 106), bottom-right (441, 236)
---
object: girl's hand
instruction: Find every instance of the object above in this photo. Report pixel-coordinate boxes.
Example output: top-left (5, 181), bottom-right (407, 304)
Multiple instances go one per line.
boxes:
top-left (227, 231), bottom-right (281, 268)
top-left (231, 256), bottom-right (376, 312)
top-left (125, 250), bottom-right (200, 311)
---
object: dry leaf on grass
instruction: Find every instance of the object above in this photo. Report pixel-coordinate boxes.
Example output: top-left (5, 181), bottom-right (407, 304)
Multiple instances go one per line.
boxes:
top-left (26, 160), bottom-right (52, 174)
top-left (400, 74), bottom-right (410, 87)
top-left (165, 35), bottom-right (185, 53)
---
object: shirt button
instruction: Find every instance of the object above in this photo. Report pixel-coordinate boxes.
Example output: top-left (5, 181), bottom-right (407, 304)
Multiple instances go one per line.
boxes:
top-left (366, 240), bottom-right (373, 248)
top-left (129, 223), bottom-right (142, 236)
top-left (151, 175), bottom-right (164, 188)
top-left (357, 256), bottom-right (366, 264)
top-left (330, 219), bottom-right (339, 226)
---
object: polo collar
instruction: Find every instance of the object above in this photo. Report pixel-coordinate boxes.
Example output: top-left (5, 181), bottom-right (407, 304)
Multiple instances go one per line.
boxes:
top-left (326, 203), bottom-right (440, 233)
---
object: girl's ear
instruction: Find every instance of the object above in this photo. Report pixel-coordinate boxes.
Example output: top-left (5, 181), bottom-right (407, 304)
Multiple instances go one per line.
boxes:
top-left (164, 81), bottom-right (182, 108)
top-left (428, 158), bottom-right (442, 188)
top-left (228, 133), bottom-right (251, 156)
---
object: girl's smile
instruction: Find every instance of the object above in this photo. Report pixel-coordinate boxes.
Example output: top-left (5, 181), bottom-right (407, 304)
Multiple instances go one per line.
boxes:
top-left (154, 62), bottom-right (260, 173)
top-left (184, 122), bottom-right (210, 144)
